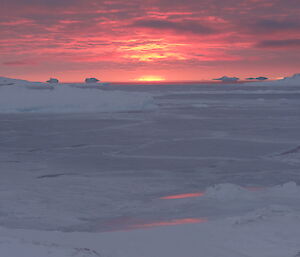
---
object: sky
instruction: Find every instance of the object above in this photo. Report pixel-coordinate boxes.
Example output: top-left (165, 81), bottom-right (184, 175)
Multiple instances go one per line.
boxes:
top-left (1, 0), bottom-right (300, 82)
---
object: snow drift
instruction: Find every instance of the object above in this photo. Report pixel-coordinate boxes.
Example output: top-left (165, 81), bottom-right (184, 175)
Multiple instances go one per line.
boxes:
top-left (0, 76), bottom-right (44, 86)
top-left (0, 85), bottom-right (157, 113)
top-left (279, 73), bottom-right (300, 85)
top-left (251, 73), bottom-right (300, 86)
top-left (204, 182), bottom-right (300, 200)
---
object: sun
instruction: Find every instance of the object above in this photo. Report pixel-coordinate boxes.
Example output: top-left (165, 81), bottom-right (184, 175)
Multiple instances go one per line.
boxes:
top-left (136, 75), bottom-right (166, 82)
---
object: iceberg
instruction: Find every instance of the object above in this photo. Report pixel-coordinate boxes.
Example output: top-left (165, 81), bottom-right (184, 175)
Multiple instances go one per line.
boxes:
top-left (85, 78), bottom-right (100, 83)
top-left (46, 78), bottom-right (59, 84)
top-left (213, 76), bottom-right (239, 82)
top-left (246, 77), bottom-right (268, 81)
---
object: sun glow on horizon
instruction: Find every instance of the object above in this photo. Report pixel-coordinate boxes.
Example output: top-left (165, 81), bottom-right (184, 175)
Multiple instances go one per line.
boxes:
top-left (136, 75), bottom-right (166, 82)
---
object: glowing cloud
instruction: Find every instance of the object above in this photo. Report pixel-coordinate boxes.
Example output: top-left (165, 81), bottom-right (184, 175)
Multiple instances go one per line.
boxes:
top-left (136, 75), bottom-right (166, 81)
top-left (1, 0), bottom-right (300, 81)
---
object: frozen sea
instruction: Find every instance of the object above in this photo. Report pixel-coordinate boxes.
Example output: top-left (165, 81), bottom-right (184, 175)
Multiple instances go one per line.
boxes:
top-left (0, 78), bottom-right (300, 256)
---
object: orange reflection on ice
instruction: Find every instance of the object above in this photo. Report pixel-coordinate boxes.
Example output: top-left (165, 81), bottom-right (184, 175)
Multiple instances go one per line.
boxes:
top-left (131, 218), bottom-right (208, 229)
top-left (160, 192), bottom-right (204, 200)
top-left (161, 186), bottom-right (265, 200)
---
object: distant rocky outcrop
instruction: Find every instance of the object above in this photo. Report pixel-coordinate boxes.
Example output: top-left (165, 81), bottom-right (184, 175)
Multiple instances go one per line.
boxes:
top-left (214, 76), bottom-right (239, 82)
top-left (46, 78), bottom-right (59, 84)
top-left (256, 77), bottom-right (268, 81)
top-left (85, 78), bottom-right (100, 83)
top-left (246, 77), bottom-right (268, 81)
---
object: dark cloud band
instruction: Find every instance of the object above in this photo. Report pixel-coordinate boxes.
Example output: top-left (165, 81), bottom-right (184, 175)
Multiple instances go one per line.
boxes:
top-left (256, 39), bottom-right (300, 48)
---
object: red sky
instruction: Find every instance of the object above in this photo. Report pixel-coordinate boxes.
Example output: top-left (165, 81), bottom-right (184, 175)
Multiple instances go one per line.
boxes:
top-left (1, 0), bottom-right (300, 82)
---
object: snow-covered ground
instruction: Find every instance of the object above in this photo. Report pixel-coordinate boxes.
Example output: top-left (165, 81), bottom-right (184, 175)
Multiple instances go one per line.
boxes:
top-left (0, 78), bottom-right (156, 113)
top-left (0, 75), bottom-right (300, 256)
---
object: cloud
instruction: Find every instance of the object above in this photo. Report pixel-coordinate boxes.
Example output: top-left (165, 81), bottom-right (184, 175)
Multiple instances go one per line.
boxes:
top-left (1, 0), bottom-right (300, 81)
top-left (256, 39), bottom-right (300, 48)
top-left (132, 19), bottom-right (217, 35)
top-left (1, 0), bottom-right (83, 8)
top-left (3, 60), bottom-right (38, 66)
top-left (249, 19), bottom-right (300, 33)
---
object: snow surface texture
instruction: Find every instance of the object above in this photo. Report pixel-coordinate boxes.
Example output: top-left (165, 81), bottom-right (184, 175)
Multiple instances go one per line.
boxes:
top-left (0, 79), bottom-right (156, 113)
top-left (0, 183), bottom-right (300, 257)
top-left (1, 74), bottom-right (300, 256)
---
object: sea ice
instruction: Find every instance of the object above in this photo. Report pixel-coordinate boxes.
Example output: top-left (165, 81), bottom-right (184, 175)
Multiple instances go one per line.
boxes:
top-left (1, 76), bottom-right (300, 257)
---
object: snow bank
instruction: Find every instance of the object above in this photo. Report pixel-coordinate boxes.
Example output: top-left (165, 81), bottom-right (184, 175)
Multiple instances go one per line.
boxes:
top-left (205, 183), bottom-right (250, 200)
top-left (204, 182), bottom-right (300, 200)
top-left (252, 73), bottom-right (300, 86)
top-left (278, 73), bottom-right (300, 85)
top-left (0, 76), bottom-right (43, 86)
top-left (229, 205), bottom-right (296, 225)
top-left (266, 181), bottom-right (300, 197)
top-left (267, 146), bottom-right (300, 165)
top-left (0, 85), bottom-right (157, 113)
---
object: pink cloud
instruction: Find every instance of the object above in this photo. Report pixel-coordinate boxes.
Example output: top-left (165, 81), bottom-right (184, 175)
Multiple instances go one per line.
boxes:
top-left (0, 0), bottom-right (300, 81)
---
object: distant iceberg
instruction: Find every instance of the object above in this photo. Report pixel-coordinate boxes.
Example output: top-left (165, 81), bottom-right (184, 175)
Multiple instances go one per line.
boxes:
top-left (256, 76), bottom-right (269, 81)
top-left (246, 77), bottom-right (268, 81)
top-left (213, 76), bottom-right (239, 82)
top-left (46, 78), bottom-right (59, 84)
top-left (85, 78), bottom-right (99, 83)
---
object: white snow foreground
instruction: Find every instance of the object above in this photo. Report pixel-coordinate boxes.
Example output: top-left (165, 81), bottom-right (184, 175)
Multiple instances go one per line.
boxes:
top-left (1, 182), bottom-right (300, 257)
top-left (0, 85), bottom-right (156, 113)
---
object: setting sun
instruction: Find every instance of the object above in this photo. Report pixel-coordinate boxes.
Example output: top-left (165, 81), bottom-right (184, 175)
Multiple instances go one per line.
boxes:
top-left (136, 76), bottom-right (166, 82)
